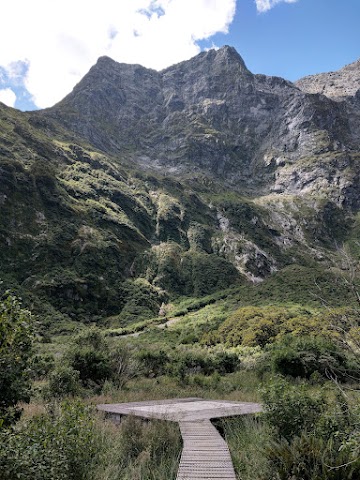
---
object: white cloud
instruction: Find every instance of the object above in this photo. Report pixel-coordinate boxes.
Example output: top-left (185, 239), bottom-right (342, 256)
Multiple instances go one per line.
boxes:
top-left (0, 88), bottom-right (17, 107)
top-left (255, 0), bottom-right (298, 13)
top-left (0, 0), bottom-right (236, 108)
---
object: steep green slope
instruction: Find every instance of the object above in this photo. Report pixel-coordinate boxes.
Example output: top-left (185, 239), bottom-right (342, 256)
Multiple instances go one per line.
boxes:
top-left (0, 47), bottom-right (360, 329)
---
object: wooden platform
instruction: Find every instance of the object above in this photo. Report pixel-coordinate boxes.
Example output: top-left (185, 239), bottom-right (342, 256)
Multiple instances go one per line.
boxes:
top-left (97, 398), bottom-right (262, 480)
top-left (97, 397), bottom-right (262, 422)
top-left (177, 420), bottom-right (236, 480)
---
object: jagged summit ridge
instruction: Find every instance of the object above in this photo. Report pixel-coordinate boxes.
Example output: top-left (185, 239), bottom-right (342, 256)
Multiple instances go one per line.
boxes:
top-left (41, 46), bottom-right (360, 199)
top-left (296, 57), bottom-right (360, 100)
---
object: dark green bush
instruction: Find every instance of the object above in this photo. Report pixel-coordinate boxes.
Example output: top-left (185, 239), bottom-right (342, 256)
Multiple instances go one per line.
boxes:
top-left (0, 401), bottom-right (99, 480)
top-left (136, 349), bottom-right (169, 377)
top-left (262, 378), bottom-right (360, 480)
top-left (65, 328), bottom-right (112, 391)
top-left (213, 351), bottom-right (240, 374)
top-left (44, 366), bottom-right (80, 399)
top-left (268, 335), bottom-right (356, 380)
top-left (168, 349), bottom-right (240, 380)
top-left (0, 292), bottom-right (34, 426)
top-left (67, 348), bottom-right (112, 390)
top-left (261, 377), bottom-right (325, 441)
top-left (29, 353), bottom-right (55, 380)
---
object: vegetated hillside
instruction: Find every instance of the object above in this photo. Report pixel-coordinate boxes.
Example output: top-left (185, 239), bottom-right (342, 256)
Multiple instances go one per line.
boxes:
top-left (0, 46), bottom-right (360, 328)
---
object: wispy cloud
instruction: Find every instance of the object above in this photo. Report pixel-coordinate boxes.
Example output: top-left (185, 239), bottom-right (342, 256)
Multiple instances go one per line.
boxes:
top-left (0, 0), bottom-right (236, 108)
top-left (0, 88), bottom-right (17, 108)
top-left (255, 0), bottom-right (298, 13)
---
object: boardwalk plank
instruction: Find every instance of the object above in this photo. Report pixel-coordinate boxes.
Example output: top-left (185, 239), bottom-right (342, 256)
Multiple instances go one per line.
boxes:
top-left (176, 420), bottom-right (236, 480)
top-left (98, 398), bottom-right (262, 480)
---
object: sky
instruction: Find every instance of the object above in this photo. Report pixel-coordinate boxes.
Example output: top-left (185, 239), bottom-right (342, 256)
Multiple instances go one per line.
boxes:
top-left (0, 0), bottom-right (359, 111)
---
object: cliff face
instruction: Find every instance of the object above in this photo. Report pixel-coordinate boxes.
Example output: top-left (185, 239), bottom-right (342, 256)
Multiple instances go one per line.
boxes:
top-left (1, 47), bottom-right (360, 326)
top-left (296, 59), bottom-right (360, 100)
top-left (41, 47), bottom-right (360, 201)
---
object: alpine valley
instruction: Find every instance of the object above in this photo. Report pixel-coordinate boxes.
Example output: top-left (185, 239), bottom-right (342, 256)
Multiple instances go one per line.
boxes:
top-left (1, 45), bottom-right (360, 331)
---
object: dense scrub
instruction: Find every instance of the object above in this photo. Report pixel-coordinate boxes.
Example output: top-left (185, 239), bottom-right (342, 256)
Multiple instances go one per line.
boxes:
top-left (0, 401), bottom-right (181, 480)
top-left (1, 284), bottom-right (360, 480)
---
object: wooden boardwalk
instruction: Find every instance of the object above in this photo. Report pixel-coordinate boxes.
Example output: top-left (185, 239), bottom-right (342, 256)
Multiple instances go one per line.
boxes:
top-left (177, 420), bottom-right (236, 480)
top-left (97, 398), bottom-right (262, 480)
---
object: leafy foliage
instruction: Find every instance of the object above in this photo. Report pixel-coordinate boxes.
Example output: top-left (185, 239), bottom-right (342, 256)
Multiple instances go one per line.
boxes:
top-left (266, 335), bottom-right (358, 380)
top-left (44, 366), bottom-right (81, 399)
top-left (262, 377), bottom-right (326, 441)
top-left (64, 328), bottom-right (112, 391)
top-left (0, 292), bottom-right (34, 426)
top-left (262, 378), bottom-right (360, 479)
top-left (0, 401), bottom-right (100, 480)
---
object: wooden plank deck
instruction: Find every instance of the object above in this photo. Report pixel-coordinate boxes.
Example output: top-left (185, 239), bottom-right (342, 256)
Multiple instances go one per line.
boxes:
top-left (97, 398), bottom-right (262, 480)
top-left (177, 420), bottom-right (236, 480)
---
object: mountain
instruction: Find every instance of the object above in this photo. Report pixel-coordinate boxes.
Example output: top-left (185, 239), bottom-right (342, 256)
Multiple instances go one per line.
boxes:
top-left (1, 46), bottom-right (360, 330)
top-left (296, 59), bottom-right (360, 100)
top-left (42, 47), bottom-right (360, 197)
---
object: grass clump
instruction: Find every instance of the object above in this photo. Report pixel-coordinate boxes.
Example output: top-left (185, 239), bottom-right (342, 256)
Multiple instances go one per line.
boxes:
top-left (95, 415), bottom-right (181, 480)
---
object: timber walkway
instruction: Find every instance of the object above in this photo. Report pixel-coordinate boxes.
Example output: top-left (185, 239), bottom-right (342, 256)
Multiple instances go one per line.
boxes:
top-left (98, 398), bottom-right (262, 480)
top-left (177, 419), bottom-right (236, 480)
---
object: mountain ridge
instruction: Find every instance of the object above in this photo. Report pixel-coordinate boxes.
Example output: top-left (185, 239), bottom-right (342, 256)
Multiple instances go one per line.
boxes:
top-left (0, 46), bottom-right (359, 328)
top-left (296, 58), bottom-right (360, 100)
top-left (41, 46), bottom-right (359, 198)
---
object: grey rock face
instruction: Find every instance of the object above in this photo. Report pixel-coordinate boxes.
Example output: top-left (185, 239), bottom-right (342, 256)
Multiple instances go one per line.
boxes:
top-left (40, 47), bottom-right (359, 200)
top-left (296, 59), bottom-right (360, 100)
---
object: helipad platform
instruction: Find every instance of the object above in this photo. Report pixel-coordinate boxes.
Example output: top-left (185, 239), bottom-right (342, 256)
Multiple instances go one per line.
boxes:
top-left (97, 398), bottom-right (262, 480)
top-left (97, 397), bottom-right (262, 422)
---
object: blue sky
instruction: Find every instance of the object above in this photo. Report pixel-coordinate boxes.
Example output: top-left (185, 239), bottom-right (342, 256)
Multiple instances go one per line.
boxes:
top-left (210, 0), bottom-right (360, 81)
top-left (0, 0), bottom-right (359, 111)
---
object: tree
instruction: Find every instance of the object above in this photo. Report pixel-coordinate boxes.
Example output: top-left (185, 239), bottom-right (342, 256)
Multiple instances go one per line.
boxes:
top-left (0, 292), bottom-right (34, 426)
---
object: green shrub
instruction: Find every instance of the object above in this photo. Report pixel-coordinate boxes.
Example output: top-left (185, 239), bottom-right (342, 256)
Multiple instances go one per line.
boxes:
top-left (0, 292), bottom-right (34, 426)
top-left (65, 328), bottom-right (112, 391)
top-left (0, 401), bottom-right (100, 480)
top-left (30, 353), bottom-right (55, 380)
top-left (44, 366), bottom-right (80, 399)
top-left (208, 306), bottom-right (313, 347)
top-left (167, 349), bottom-right (240, 381)
top-left (213, 351), bottom-right (240, 374)
top-left (261, 377), bottom-right (325, 441)
top-left (267, 335), bottom-right (356, 380)
top-left (136, 349), bottom-right (170, 377)
top-left (262, 378), bottom-right (360, 479)
top-left (67, 347), bottom-right (112, 390)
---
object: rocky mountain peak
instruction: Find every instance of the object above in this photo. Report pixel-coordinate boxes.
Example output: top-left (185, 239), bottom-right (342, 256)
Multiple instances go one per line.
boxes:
top-left (41, 46), bottom-right (360, 198)
top-left (296, 57), bottom-right (360, 100)
top-left (203, 45), bottom-right (249, 71)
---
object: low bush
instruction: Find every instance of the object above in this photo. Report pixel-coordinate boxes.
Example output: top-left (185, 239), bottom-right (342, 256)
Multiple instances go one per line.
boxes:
top-left (0, 401), bottom-right (100, 480)
top-left (262, 377), bottom-right (325, 441)
top-left (43, 366), bottom-right (81, 400)
top-left (266, 335), bottom-right (357, 381)
top-left (136, 349), bottom-right (170, 377)
top-left (262, 377), bottom-right (360, 480)
top-left (29, 353), bottom-right (55, 380)
top-left (65, 328), bottom-right (112, 391)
